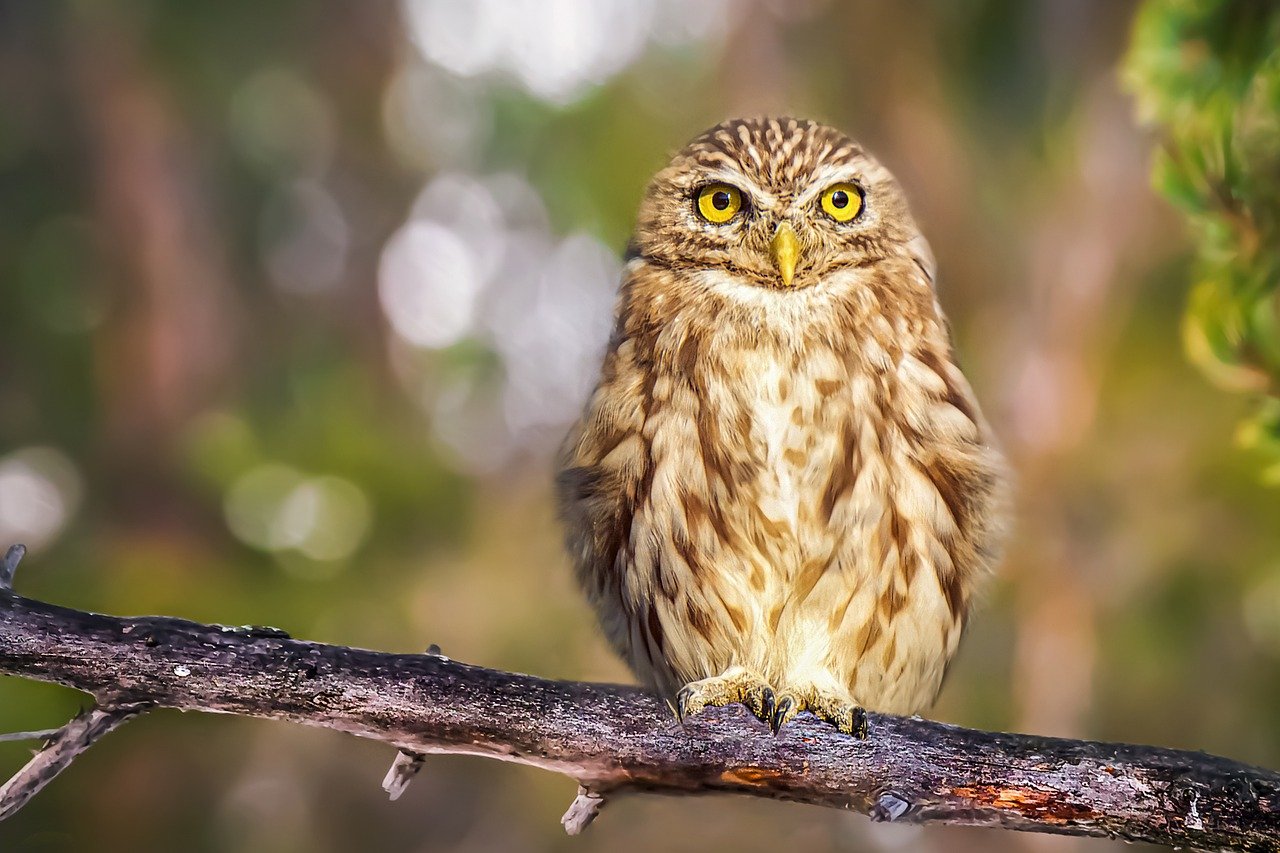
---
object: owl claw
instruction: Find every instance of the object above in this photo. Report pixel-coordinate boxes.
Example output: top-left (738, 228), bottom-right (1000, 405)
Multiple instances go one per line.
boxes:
top-left (770, 695), bottom-right (797, 733)
top-left (815, 703), bottom-right (868, 739)
top-left (758, 685), bottom-right (776, 724)
top-left (675, 684), bottom-right (698, 721)
top-left (675, 669), bottom-right (776, 728)
top-left (673, 673), bottom-right (868, 738)
top-left (771, 689), bottom-right (869, 739)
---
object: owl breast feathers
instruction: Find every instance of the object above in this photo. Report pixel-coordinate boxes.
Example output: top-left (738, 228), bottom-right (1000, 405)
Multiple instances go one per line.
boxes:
top-left (557, 117), bottom-right (1007, 730)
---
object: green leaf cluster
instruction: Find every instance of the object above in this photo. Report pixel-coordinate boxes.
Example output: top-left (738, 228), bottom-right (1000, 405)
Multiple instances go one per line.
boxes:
top-left (1126, 0), bottom-right (1280, 480)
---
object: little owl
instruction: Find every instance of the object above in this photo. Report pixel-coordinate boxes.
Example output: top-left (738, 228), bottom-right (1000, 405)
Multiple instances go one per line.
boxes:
top-left (557, 117), bottom-right (1007, 736)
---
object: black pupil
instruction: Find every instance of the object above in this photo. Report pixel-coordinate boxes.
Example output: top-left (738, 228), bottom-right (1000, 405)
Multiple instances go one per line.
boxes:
top-left (711, 191), bottom-right (731, 210)
top-left (831, 190), bottom-right (849, 209)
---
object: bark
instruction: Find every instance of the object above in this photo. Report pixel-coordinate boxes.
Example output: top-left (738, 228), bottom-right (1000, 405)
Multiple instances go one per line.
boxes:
top-left (0, 564), bottom-right (1275, 849)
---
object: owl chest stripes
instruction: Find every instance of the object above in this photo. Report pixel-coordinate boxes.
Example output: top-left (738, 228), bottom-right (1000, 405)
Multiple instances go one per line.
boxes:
top-left (624, 332), bottom-right (970, 695)
top-left (626, 344), bottom-right (863, 665)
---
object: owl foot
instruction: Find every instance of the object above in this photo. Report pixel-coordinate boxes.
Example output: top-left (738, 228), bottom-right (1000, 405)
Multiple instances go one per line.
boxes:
top-left (675, 668), bottom-right (775, 728)
top-left (771, 688), bottom-right (868, 739)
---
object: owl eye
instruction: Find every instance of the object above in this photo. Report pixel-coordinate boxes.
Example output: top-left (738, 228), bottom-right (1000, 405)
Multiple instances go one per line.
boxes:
top-left (696, 183), bottom-right (743, 224)
top-left (820, 183), bottom-right (864, 222)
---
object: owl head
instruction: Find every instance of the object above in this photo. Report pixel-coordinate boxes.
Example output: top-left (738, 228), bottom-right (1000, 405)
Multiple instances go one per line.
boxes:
top-left (632, 117), bottom-right (931, 291)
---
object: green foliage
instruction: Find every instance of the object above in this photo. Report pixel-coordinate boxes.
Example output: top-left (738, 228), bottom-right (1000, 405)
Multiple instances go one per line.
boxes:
top-left (1126, 0), bottom-right (1280, 482)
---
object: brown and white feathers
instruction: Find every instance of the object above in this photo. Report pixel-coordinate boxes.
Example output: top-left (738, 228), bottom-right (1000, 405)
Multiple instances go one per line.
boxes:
top-left (557, 117), bottom-right (1006, 723)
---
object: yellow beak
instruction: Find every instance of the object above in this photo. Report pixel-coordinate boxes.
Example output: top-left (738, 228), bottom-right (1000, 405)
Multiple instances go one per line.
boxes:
top-left (770, 222), bottom-right (799, 287)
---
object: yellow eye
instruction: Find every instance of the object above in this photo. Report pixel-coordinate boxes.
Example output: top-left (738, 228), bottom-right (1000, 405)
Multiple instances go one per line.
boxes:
top-left (696, 183), bottom-right (743, 223)
top-left (820, 183), bottom-right (863, 222)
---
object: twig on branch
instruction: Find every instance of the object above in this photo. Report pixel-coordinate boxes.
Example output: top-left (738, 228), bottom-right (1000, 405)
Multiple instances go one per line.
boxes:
top-left (0, 577), bottom-right (1276, 849)
top-left (0, 703), bottom-right (148, 820)
top-left (561, 785), bottom-right (607, 835)
top-left (0, 544), bottom-right (24, 590)
top-left (381, 750), bottom-right (426, 801)
top-left (0, 729), bottom-right (62, 744)
top-left (380, 643), bottom-right (444, 801)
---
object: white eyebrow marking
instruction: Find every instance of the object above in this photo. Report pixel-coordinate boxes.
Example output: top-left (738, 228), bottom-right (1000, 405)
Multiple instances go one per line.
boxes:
top-left (795, 163), bottom-right (863, 205)
top-left (704, 168), bottom-right (778, 209)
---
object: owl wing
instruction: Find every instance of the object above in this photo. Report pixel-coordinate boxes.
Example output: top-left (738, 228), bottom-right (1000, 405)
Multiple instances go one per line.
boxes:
top-left (554, 349), bottom-right (650, 671)
top-left (555, 456), bottom-right (630, 602)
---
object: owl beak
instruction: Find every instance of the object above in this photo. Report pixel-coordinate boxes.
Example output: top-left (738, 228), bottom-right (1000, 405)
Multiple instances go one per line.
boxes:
top-left (770, 222), bottom-right (800, 287)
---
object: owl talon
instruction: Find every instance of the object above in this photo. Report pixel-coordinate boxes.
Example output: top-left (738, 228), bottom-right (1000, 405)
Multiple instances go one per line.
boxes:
top-left (675, 669), bottom-right (775, 728)
top-left (758, 685), bottom-right (776, 724)
top-left (813, 703), bottom-right (869, 739)
top-left (675, 685), bottom-right (698, 721)
top-left (771, 689), bottom-right (869, 739)
top-left (770, 695), bottom-right (797, 733)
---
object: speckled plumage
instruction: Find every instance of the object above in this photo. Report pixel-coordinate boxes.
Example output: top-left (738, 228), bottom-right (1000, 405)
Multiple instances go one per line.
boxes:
top-left (557, 117), bottom-right (1007, 727)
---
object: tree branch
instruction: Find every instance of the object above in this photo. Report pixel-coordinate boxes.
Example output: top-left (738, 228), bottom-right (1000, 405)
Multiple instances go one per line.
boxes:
top-left (0, 579), bottom-right (1276, 849)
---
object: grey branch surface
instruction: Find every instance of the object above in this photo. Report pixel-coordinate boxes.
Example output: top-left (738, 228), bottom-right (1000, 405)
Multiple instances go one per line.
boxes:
top-left (0, 584), bottom-right (1277, 850)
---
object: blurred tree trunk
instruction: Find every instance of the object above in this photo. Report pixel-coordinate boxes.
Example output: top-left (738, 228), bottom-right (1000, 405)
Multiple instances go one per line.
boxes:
top-left (67, 5), bottom-right (241, 528)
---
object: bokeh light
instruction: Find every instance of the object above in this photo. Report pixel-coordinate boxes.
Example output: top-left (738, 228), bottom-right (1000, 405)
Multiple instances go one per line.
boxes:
top-left (402, 0), bottom-right (730, 105)
top-left (224, 464), bottom-right (371, 565)
top-left (379, 169), bottom-right (615, 471)
top-left (380, 219), bottom-right (483, 349)
top-left (0, 447), bottom-right (82, 553)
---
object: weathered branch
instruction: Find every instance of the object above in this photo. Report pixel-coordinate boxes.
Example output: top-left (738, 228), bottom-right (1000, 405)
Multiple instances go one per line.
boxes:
top-left (0, 575), bottom-right (1276, 848)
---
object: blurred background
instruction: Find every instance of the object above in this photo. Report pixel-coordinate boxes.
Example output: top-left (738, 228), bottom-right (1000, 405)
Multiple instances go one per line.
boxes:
top-left (1, 1), bottom-right (1278, 851)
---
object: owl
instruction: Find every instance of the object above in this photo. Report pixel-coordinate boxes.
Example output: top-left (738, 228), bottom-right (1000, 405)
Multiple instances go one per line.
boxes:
top-left (557, 117), bottom-right (1006, 736)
